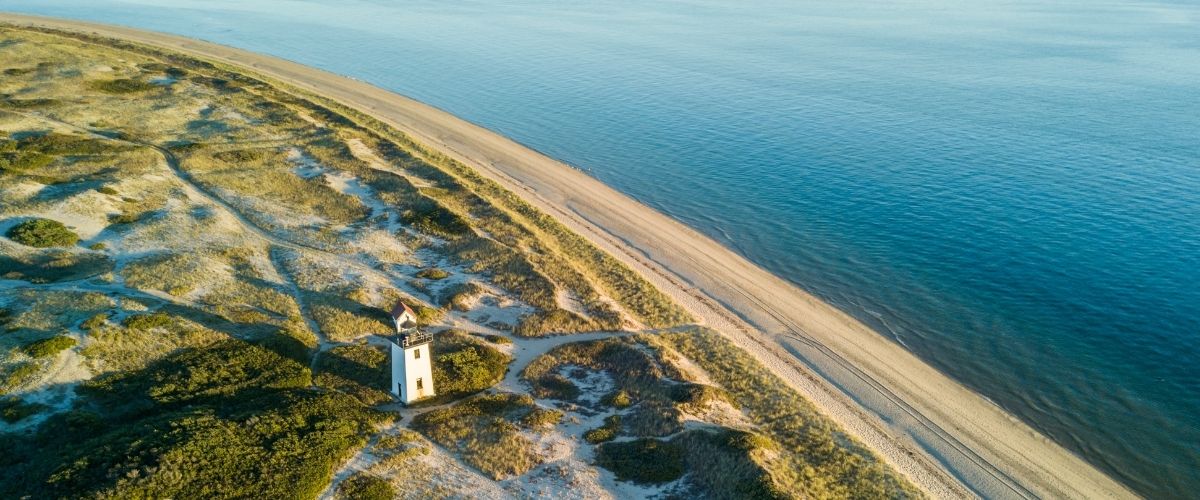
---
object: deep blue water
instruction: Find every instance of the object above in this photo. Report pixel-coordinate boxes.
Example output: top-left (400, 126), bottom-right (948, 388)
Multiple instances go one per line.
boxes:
top-left (3, 0), bottom-right (1198, 495)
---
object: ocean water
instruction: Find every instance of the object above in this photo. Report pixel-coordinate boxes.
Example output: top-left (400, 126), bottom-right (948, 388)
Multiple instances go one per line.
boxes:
top-left (3, 0), bottom-right (1198, 495)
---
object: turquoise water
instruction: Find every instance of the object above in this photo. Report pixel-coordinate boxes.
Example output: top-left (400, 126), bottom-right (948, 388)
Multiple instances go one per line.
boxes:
top-left (3, 1), bottom-right (1198, 495)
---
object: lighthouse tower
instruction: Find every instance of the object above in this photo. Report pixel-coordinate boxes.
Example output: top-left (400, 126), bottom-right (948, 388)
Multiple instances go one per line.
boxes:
top-left (389, 301), bottom-right (434, 404)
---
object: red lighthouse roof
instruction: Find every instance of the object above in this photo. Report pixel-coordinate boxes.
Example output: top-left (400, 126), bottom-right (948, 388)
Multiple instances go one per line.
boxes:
top-left (390, 300), bottom-right (416, 321)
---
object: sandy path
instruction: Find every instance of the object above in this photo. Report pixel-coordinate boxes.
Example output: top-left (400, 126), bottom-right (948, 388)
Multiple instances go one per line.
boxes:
top-left (0, 14), bottom-right (1138, 499)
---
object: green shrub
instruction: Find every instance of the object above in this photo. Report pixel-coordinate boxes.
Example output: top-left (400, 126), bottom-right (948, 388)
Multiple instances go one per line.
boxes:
top-left (624, 400), bottom-right (684, 437)
top-left (514, 308), bottom-right (596, 337)
top-left (83, 339), bottom-right (313, 411)
top-left (483, 334), bottom-right (512, 345)
top-left (123, 312), bottom-right (173, 330)
top-left (440, 281), bottom-right (484, 311)
top-left (213, 148), bottom-right (270, 163)
top-left (531, 373), bottom-right (579, 401)
top-left (107, 211), bottom-right (144, 225)
top-left (97, 186), bottom-right (119, 195)
top-left (670, 383), bottom-right (737, 412)
top-left (415, 268), bottom-right (449, 280)
top-left (595, 438), bottom-right (685, 484)
top-left (519, 407), bottom-right (563, 429)
top-left (584, 415), bottom-right (622, 444)
top-left (672, 429), bottom-right (785, 499)
top-left (23, 335), bottom-right (77, 358)
top-left (5, 219), bottom-right (79, 247)
top-left (0, 151), bottom-right (54, 172)
top-left (400, 199), bottom-right (470, 237)
top-left (429, 330), bottom-right (511, 403)
top-left (522, 338), bottom-right (670, 404)
top-left (80, 313), bottom-right (109, 332)
top-left (603, 389), bottom-right (633, 409)
top-left (653, 329), bottom-right (920, 498)
top-left (89, 78), bottom-right (155, 94)
top-left (314, 344), bottom-right (392, 406)
top-left (88, 242), bottom-right (107, 251)
top-left (412, 304), bottom-right (444, 325)
top-left (0, 397), bottom-right (48, 423)
top-left (410, 393), bottom-right (541, 479)
top-left (0, 250), bottom-right (113, 284)
top-left (17, 133), bottom-right (123, 155)
top-left (0, 389), bottom-right (388, 499)
top-left (0, 361), bottom-right (42, 394)
top-left (336, 473), bottom-right (394, 500)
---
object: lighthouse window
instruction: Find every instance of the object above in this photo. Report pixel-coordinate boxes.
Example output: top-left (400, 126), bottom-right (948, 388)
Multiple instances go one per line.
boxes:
top-left (414, 348), bottom-right (421, 359)
top-left (416, 378), bottom-right (424, 390)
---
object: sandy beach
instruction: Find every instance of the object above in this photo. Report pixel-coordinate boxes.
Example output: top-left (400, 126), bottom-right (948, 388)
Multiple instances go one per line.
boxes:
top-left (0, 13), bottom-right (1138, 499)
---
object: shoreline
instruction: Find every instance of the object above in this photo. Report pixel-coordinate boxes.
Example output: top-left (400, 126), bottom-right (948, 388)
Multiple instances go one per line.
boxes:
top-left (0, 12), bottom-right (1137, 499)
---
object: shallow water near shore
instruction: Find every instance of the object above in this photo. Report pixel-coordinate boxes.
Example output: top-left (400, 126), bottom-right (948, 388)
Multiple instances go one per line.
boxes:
top-left (4, 0), bottom-right (1199, 495)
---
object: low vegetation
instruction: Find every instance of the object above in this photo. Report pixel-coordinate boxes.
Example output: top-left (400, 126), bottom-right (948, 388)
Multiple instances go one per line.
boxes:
top-left (651, 328), bottom-right (921, 498)
top-left (0, 396), bottom-right (48, 423)
top-left (522, 337), bottom-right (691, 436)
top-left (5, 218), bottom-right (79, 247)
top-left (595, 438), bottom-right (685, 484)
top-left (22, 335), bottom-right (76, 358)
top-left (424, 329), bottom-right (511, 404)
top-left (0, 338), bottom-right (390, 498)
top-left (314, 344), bottom-right (392, 406)
top-left (410, 393), bottom-right (545, 479)
top-left (336, 473), bottom-right (395, 500)
top-left (89, 78), bottom-right (156, 94)
top-left (0, 248), bottom-right (113, 283)
top-left (415, 267), bottom-right (449, 280)
top-left (584, 414), bottom-right (622, 444)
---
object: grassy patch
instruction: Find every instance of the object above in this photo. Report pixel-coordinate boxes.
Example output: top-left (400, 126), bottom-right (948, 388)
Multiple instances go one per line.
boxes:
top-left (336, 473), bottom-right (395, 500)
top-left (310, 303), bottom-right (391, 342)
top-left (602, 389), bottom-right (633, 409)
top-left (521, 337), bottom-right (681, 428)
top-left (410, 392), bottom-right (543, 479)
top-left (482, 333), bottom-right (512, 345)
top-left (651, 329), bottom-right (921, 498)
top-left (0, 248), bottom-right (113, 283)
top-left (122, 312), bottom-right (173, 330)
top-left (514, 308), bottom-right (598, 337)
top-left (0, 396), bottom-right (48, 423)
top-left (519, 407), bottom-right (563, 430)
top-left (88, 78), bottom-right (156, 94)
top-left (415, 267), bottom-right (449, 280)
top-left (440, 281), bottom-right (485, 311)
top-left (584, 414), bottom-right (622, 444)
top-left (22, 335), bottom-right (76, 358)
top-left (5, 218), bottom-right (78, 247)
top-left (0, 150), bottom-right (54, 173)
top-left (424, 329), bottom-right (511, 404)
top-left (595, 438), bottom-right (685, 484)
top-left (314, 344), bottom-right (392, 406)
top-left (122, 252), bottom-right (224, 297)
top-left (673, 428), bottom-right (784, 499)
top-left (82, 310), bottom-right (225, 374)
top-left (0, 361), bottom-right (43, 395)
top-left (83, 339), bottom-right (311, 410)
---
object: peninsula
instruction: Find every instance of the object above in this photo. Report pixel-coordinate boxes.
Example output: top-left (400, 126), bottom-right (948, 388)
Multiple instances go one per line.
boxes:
top-left (0, 13), bottom-right (1135, 499)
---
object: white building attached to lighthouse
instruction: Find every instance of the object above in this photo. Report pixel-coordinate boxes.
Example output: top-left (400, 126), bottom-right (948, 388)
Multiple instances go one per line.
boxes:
top-left (389, 301), bottom-right (435, 404)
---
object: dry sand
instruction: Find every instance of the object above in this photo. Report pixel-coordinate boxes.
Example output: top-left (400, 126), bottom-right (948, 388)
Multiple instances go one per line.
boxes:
top-left (0, 13), bottom-right (1138, 499)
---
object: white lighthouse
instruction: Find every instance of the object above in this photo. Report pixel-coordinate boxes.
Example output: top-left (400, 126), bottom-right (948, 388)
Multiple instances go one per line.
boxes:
top-left (389, 300), bottom-right (435, 404)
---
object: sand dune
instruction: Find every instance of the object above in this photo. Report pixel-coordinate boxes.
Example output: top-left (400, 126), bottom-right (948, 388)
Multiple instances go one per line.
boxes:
top-left (0, 13), bottom-right (1138, 499)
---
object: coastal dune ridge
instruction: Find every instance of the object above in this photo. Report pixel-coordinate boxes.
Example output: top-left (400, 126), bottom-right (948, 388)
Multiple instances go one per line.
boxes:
top-left (0, 12), bottom-right (1137, 499)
